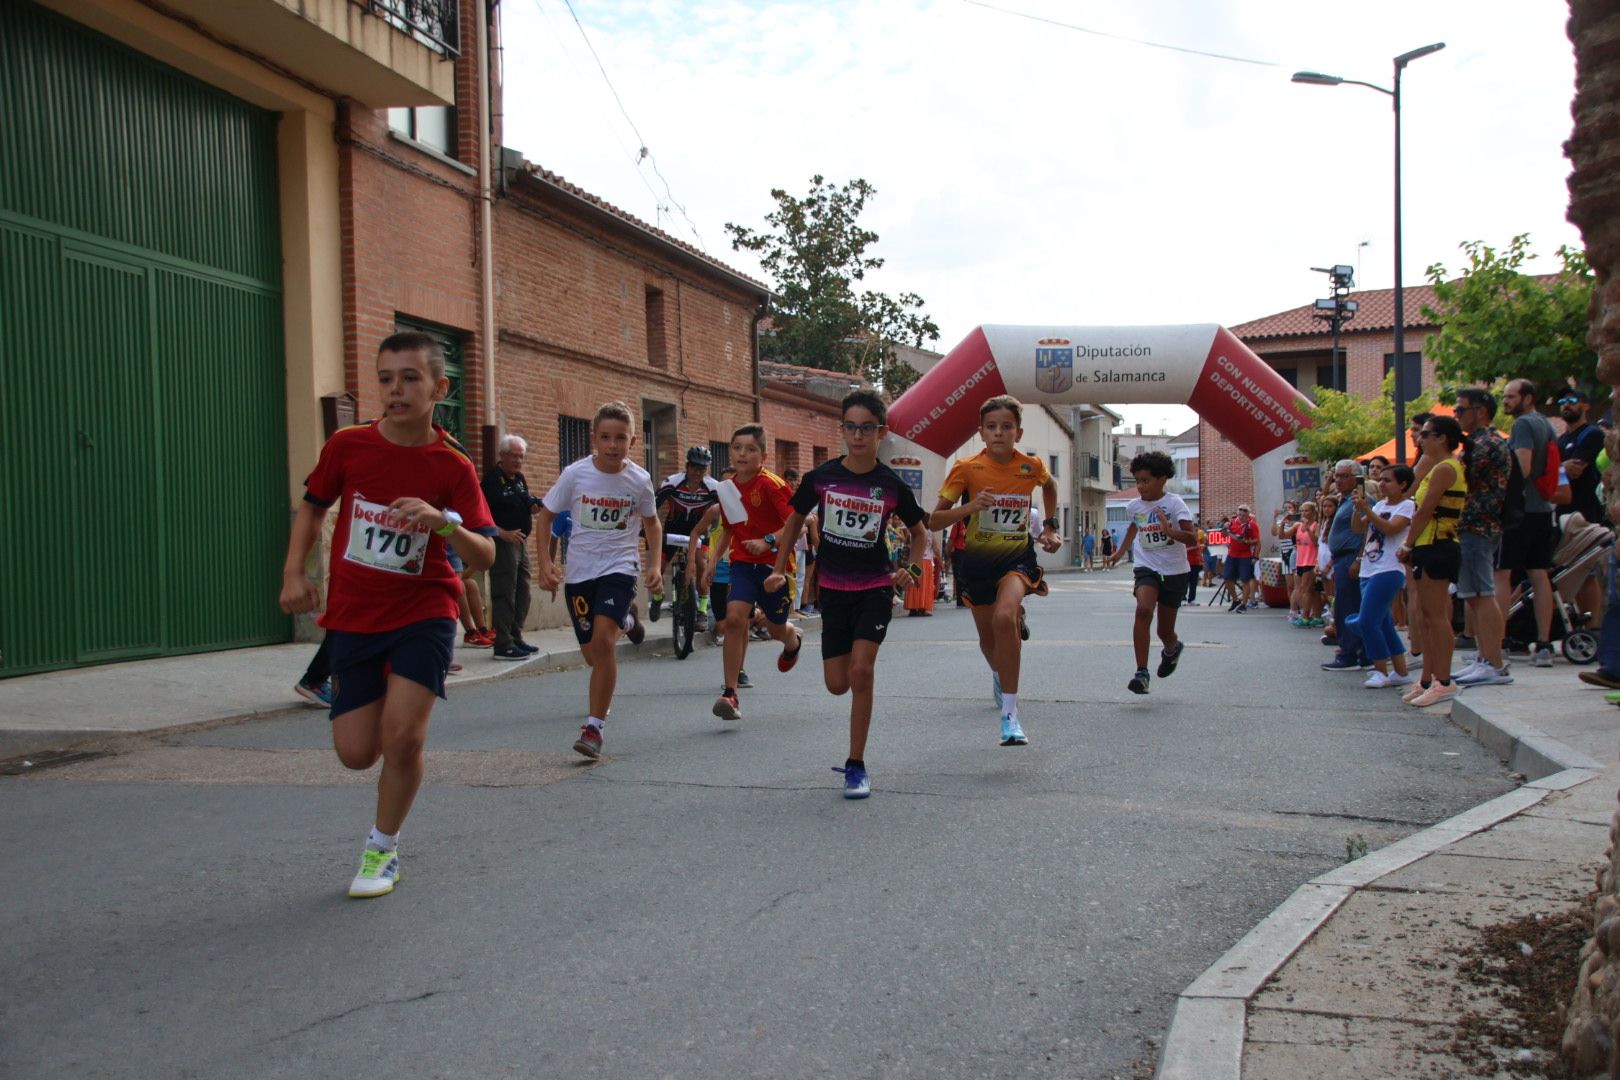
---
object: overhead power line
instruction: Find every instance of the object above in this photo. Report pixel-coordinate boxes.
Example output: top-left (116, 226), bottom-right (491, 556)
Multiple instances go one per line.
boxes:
top-left (961, 0), bottom-right (1284, 68)
top-left (557, 0), bottom-right (708, 250)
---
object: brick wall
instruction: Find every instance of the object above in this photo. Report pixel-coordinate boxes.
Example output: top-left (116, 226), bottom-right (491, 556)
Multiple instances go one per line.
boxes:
top-left (761, 386), bottom-right (843, 478)
top-left (339, 0), bottom-right (488, 438)
top-left (494, 179), bottom-right (767, 627)
top-left (1200, 325), bottom-right (1438, 524)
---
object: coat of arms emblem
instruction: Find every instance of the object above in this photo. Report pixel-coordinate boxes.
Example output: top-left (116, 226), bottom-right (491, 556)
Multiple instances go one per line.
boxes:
top-left (1035, 338), bottom-right (1073, 394)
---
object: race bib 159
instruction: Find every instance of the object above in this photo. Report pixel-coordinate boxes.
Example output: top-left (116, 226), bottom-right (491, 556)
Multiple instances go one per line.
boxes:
top-left (823, 490), bottom-right (886, 543)
top-left (344, 497), bottom-right (431, 575)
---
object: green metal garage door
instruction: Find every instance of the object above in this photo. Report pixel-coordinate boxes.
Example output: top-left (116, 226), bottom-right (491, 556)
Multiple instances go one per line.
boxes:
top-left (0, 2), bottom-right (289, 676)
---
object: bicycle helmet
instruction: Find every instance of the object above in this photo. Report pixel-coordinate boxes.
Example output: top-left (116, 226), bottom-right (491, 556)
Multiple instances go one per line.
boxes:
top-left (685, 445), bottom-right (713, 467)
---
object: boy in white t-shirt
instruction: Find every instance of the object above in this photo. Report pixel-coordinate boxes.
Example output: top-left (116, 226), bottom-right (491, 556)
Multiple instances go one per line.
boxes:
top-left (1105, 451), bottom-right (1196, 695)
top-left (535, 402), bottom-right (661, 758)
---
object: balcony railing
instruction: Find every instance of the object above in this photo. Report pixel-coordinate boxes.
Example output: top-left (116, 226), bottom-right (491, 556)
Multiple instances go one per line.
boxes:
top-left (356, 0), bottom-right (460, 56)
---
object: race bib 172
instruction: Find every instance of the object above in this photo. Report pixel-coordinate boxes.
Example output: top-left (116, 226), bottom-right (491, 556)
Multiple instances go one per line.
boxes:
top-left (344, 497), bottom-right (431, 575)
top-left (979, 493), bottom-right (1031, 535)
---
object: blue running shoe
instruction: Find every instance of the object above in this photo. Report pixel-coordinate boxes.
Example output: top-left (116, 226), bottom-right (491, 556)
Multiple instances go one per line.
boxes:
top-left (992, 672), bottom-right (1003, 709)
top-left (1000, 713), bottom-right (1027, 746)
top-left (295, 680), bottom-right (333, 708)
top-left (833, 762), bottom-right (870, 798)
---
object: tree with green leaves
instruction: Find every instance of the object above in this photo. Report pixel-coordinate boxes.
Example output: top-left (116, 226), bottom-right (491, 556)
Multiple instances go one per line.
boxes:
top-left (726, 175), bottom-right (939, 395)
top-left (1294, 372), bottom-right (1438, 465)
top-left (1422, 234), bottom-right (1599, 406)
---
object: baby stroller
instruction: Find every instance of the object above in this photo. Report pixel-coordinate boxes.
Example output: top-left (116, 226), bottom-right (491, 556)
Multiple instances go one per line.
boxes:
top-left (1502, 512), bottom-right (1611, 663)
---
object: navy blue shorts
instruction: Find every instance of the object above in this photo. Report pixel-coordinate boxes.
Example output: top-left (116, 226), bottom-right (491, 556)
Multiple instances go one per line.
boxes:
top-left (727, 561), bottom-right (791, 624)
top-left (325, 617), bottom-right (457, 718)
top-left (565, 573), bottom-right (637, 644)
top-left (1223, 555), bottom-right (1256, 582)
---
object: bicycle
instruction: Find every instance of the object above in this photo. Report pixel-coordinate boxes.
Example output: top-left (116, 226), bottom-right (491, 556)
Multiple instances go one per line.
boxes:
top-left (663, 534), bottom-right (699, 660)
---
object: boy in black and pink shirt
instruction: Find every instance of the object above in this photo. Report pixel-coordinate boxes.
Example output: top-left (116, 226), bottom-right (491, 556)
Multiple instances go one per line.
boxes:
top-left (280, 332), bottom-right (497, 898)
top-left (766, 390), bottom-right (928, 799)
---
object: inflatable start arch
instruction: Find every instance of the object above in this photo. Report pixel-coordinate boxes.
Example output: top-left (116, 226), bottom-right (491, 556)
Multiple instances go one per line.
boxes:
top-left (880, 324), bottom-right (1313, 527)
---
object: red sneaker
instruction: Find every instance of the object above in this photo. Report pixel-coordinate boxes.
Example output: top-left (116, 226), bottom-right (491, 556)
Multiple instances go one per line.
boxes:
top-left (712, 691), bottom-right (741, 722)
top-left (777, 629), bottom-right (804, 673)
top-left (573, 724), bottom-right (603, 758)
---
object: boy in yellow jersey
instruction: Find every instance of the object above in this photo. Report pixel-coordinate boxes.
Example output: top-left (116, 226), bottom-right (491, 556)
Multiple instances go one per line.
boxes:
top-left (931, 395), bottom-right (1062, 745)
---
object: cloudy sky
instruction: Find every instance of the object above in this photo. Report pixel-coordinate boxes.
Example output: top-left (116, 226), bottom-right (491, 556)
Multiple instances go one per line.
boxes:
top-left (500, 0), bottom-right (1581, 435)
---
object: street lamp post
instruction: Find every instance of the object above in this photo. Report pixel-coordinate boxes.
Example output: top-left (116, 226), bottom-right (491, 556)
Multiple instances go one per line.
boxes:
top-left (1293, 43), bottom-right (1445, 465)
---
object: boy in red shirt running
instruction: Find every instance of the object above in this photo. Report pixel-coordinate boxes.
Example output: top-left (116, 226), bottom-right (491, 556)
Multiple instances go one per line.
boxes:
top-left (280, 332), bottom-right (496, 899)
top-left (694, 423), bottom-right (801, 722)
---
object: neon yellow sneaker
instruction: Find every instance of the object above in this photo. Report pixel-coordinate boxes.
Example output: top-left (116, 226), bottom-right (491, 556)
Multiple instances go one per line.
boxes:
top-left (348, 846), bottom-right (401, 898)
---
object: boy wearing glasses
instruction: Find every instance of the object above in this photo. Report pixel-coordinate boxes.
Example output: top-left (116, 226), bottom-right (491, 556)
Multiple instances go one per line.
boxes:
top-left (764, 391), bottom-right (928, 798)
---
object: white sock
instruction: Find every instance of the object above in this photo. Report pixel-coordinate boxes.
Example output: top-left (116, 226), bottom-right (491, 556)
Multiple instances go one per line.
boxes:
top-left (367, 826), bottom-right (398, 851)
top-left (1001, 692), bottom-right (1018, 716)
top-left (587, 715), bottom-right (604, 731)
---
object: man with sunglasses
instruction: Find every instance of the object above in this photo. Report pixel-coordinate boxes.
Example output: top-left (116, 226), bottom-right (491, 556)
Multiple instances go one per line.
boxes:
top-left (1557, 389), bottom-right (1606, 526)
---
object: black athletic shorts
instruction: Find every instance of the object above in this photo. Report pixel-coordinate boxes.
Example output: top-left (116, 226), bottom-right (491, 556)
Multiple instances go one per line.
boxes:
top-left (1498, 512), bottom-right (1555, 573)
top-left (564, 573), bottom-right (637, 644)
top-left (818, 585), bottom-right (895, 659)
top-left (326, 617), bottom-right (457, 718)
top-left (960, 548), bottom-right (1048, 608)
top-left (1411, 540), bottom-right (1461, 583)
top-left (1133, 567), bottom-right (1189, 608)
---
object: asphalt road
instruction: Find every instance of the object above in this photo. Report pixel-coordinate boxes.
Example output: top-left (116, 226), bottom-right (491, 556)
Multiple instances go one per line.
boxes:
top-left (1, 568), bottom-right (1516, 1079)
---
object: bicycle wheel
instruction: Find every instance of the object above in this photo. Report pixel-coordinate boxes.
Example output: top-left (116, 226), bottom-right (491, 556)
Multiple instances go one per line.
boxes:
top-left (671, 572), bottom-right (695, 659)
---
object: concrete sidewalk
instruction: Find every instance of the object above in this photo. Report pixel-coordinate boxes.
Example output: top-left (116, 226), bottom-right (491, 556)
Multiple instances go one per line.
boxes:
top-left (0, 612), bottom-right (799, 760)
top-left (1158, 659), bottom-right (1619, 1079)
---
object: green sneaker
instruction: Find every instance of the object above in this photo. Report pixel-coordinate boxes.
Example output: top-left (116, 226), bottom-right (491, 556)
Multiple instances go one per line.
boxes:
top-left (348, 846), bottom-right (401, 898)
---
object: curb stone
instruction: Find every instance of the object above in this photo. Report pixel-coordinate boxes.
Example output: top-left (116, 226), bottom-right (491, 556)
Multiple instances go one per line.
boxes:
top-left (0, 616), bottom-right (820, 762)
top-left (1153, 684), bottom-right (1603, 1080)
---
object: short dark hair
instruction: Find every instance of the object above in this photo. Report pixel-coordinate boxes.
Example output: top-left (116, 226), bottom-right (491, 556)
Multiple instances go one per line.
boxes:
top-left (1456, 387), bottom-right (1497, 420)
top-left (841, 389), bottom-right (887, 425)
top-left (378, 330), bottom-right (445, 378)
top-left (731, 423), bottom-right (766, 450)
top-left (784, 468), bottom-right (800, 482)
top-left (1130, 450), bottom-right (1175, 478)
top-left (1515, 378), bottom-right (1539, 406)
top-left (1385, 464), bottom-right (1415, 491)
top-left (1410, 411), bottom-right (1434, 429)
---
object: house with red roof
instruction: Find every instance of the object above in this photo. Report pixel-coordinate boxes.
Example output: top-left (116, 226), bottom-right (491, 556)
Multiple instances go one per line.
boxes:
top-left (1200, 284), bottom-right (1444, 526)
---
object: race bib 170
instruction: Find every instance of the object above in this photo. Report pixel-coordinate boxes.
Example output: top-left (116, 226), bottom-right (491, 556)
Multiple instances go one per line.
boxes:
top-left (344, 497), bottom-right (431, 575)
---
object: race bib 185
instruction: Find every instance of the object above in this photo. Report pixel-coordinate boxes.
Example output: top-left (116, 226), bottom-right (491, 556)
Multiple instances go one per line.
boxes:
top-left (344, 497), bottom-right (431, 575)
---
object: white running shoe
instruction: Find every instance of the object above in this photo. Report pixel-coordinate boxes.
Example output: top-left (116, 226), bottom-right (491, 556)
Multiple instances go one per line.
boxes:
top-left (348, 846), bottom-right (400, 898)
top-left (1363, 671), bottom-right (1390, 688)
top-left (1382, 672), bottom-right (1414, 687)
top-left (1450, 660), bottom-right (1488, 685)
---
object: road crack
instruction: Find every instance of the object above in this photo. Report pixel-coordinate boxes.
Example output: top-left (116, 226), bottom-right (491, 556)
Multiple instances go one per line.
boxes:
top-left (257, 989), bottom-right (445, 1045)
